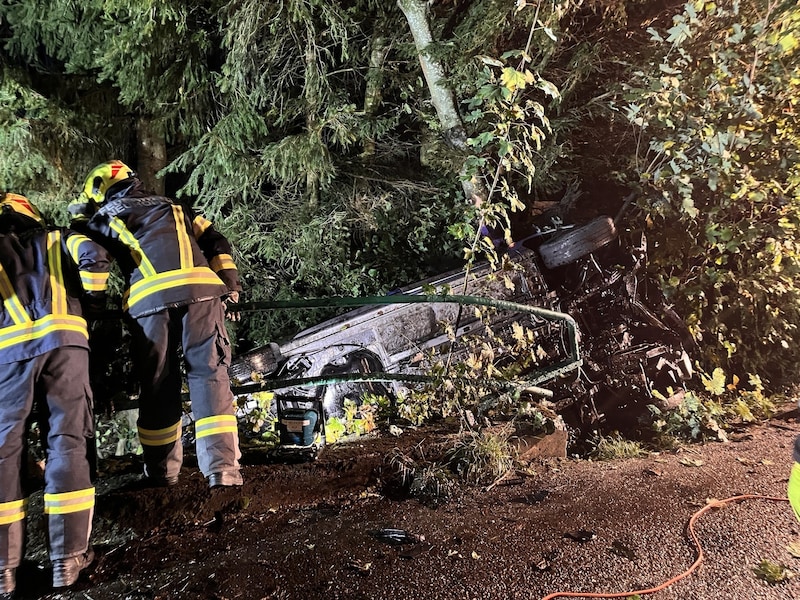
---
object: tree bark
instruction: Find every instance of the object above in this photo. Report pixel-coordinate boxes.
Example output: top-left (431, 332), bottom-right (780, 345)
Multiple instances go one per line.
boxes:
top-left (135, 117), bottom-right (167, 195)
top-left (305, 34), bottom-right (321, 209)
top-left (362, 34), bottom-right (389, 158)
top-left (397, 0), bottom-right (461, 137)
top-left (397, 0), bottom-right (487, 203)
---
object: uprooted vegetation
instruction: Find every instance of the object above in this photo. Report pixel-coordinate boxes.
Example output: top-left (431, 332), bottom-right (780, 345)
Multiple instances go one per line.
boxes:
top-left (90, 299), bottom-right (786, 491)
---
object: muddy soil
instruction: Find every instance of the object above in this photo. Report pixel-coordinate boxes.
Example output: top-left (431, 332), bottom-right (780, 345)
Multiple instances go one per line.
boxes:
top-left (13, 402), bottom-right (800, 600)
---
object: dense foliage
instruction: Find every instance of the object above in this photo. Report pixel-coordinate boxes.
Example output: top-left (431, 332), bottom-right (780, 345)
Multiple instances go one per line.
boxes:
top-left (1, 0), bottom-right (799, 399)
top-left (0, 0), bottom-right (574, 343)
top-left (615, 0), bottom-right (800, 386)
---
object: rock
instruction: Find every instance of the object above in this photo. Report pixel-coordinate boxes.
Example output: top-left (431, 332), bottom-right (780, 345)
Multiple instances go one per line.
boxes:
top-left (512, 418), bottom-right (569, 460)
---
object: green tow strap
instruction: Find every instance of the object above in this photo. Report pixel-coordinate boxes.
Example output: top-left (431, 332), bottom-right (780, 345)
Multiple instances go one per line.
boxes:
top-left (231, 372), bottom-right (556, 399)
top-left (227, 293), bottom-right (582, 398)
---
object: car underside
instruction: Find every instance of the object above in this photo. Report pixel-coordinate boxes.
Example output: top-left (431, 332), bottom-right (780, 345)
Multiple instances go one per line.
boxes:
top-left (228, 209), bottom-right (694, 456)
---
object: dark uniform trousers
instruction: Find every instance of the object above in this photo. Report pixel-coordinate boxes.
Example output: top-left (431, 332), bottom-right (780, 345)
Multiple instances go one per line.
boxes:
top-left (0, 346), bottom-right (94, 569)
top-left (128, 298), bottom-right (241, 481)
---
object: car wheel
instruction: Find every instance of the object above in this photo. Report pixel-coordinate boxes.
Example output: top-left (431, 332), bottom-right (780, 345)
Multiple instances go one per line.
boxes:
top-left (538, 216), bottom-right (617, 269)
top-left (319, 350), bottom-right (390, 420)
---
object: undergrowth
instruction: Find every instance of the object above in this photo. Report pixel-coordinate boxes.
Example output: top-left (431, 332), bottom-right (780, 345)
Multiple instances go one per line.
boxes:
top-left (590, 433), bottom-right (648, 461)
top-left (386, 424), bottom-right (521, 504)
top-left (649, 369), bottom-right (777, 443)
top-left (445, 426), bottom-right (517, 485)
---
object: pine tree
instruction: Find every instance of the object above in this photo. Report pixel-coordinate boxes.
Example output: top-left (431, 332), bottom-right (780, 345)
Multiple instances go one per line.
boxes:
top-left (0, 0), bottom-right (607, 347)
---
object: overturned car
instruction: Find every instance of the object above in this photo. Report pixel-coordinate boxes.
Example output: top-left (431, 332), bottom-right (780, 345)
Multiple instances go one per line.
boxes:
top-left (228, 207), bottom-right (694, 456)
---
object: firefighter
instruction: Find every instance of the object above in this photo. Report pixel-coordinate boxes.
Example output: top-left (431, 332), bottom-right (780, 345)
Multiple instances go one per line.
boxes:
top-left (0, 193), bottom-right (110, 596)
top-left (788, 435), bottom-right (800, 522)
top-left (68, 161), bottom-right (244, 490)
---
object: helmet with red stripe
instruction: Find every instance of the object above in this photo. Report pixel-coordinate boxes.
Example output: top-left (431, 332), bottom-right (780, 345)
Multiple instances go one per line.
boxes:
top-left (0, 192), bottom-right (45, 226)
top-left (81, 160), bottom-right (137, 205)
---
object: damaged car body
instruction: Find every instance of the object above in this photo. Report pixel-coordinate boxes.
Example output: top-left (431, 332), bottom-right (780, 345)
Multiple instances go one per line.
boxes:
top-left (228, 207), bottom-right (694, 456)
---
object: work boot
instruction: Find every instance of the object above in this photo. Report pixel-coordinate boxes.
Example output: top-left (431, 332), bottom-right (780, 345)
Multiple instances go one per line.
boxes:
top-left (143, 474), bottom-right (179, 487)
top-left (208, 470), bottom-right (243, 488)
top-left (52, 549), bottom-right (95, 589)
top-left (0, 567), bottom-right (14, 597)
top-left (123, 473), bottom-right (178, 491)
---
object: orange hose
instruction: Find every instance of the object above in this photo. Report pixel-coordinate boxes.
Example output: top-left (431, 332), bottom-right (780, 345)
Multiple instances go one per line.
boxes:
top-left (541, 494), bottom-right (790, 600)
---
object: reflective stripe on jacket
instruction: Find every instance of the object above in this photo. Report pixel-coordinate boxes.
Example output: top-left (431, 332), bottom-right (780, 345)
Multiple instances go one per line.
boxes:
top-left (0, 229), bottom-right (110, 363)
top-left (71, 185), bottom-right (240, 318)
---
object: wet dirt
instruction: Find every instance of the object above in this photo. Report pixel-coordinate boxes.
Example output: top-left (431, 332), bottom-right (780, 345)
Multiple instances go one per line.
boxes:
top-left (14, 403), bottom-right (800, 600)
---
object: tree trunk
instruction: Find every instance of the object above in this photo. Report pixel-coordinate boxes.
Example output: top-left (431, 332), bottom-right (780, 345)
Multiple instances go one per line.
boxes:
top-left (362, 34), bottom-right (389, 158)
top-left (305, 34), bottom-right (321, 209)
top-left (397, 0), bottom-right (487, 203)
top-left (135, 117), bottom-right (167, 195)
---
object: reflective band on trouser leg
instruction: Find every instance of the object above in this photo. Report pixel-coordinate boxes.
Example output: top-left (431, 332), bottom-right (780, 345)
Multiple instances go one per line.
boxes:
top-left (137, 422), bottom-right (182, 447)
top-left (195, 414), bottom-right (239, 478)
top-left (0, 499), bottom-right (27, 569)
top-left (44, 488), bottom-right (94, 560)
top-left (195, 414), bottom-right (237, 439)
top-left (138, 421), bottom-right (183, 480)
top-left (44, 488), bottom-right (95, 516)
top-left (0, 499), bottom-right (26, 526)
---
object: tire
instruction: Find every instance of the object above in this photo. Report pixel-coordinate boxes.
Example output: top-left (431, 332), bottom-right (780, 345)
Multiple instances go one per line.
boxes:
top-left (538, 216), bottom-right (617, 269)
top-left (319, 350), bottom-right (389, 419)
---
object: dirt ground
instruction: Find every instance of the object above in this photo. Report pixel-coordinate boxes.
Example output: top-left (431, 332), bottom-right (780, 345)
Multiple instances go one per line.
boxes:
top-left (13, 402), bottom-right (800, 600)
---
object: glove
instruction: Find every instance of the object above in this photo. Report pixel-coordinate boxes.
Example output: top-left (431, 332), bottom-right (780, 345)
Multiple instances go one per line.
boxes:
top-left (789, 462), bottom-right (800, 522)
top-left (82, 293), bottom-right (107, 323)
top-left (224, 290), bottom-right (241, 322)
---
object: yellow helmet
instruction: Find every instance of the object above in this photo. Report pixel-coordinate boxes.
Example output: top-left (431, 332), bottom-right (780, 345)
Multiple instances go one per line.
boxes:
top-left (0, 193), bottom-right (45, 226)
top-left (81, 160), bottom-right (136, 205)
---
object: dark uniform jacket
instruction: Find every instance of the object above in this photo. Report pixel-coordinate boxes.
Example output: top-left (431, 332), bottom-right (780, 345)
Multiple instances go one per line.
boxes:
top-left (70, 181), bottom-right (241, 318)
top-left (0, 226), bottom-right (110, 363)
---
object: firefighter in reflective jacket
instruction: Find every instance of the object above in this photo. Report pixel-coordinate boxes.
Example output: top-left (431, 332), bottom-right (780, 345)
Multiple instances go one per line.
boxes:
top-left (69, 160), bottom-right (244, 489)
top-left (0, 193), bottom-right (110, 596)
top-left (788, 435), bottom-right (800, 522)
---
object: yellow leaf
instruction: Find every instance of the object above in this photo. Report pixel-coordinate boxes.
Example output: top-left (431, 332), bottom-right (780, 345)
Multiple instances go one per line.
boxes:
top-left (500, 67), bottom-right (527, 93)
top-left (787, 541), bottom-right (800, 559)
top-left (701, 367), bottom-right (726, 395)
top-left (779, 33), bottom-right (799, 54)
